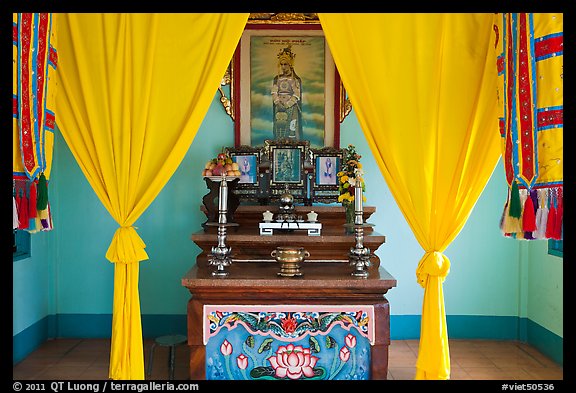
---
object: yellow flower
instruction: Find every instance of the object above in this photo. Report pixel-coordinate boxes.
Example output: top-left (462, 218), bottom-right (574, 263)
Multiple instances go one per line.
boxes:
top-left (338, 192), bottom-right (352, 203)
top-left (357, 162), bottom-right (363, 169)
top-left (340, 175), bottom-right (349, 183)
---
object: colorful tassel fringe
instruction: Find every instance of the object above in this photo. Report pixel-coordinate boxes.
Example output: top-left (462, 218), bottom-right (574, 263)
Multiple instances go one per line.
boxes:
top-left (508, 181), bottom-right (522, 218)
top-left (12, 176), bottom-right (53, 234)
top-left (522, 192), bottom-right (536, 232)
top-left (36, 173), bottom-right (48, 210)
top-left (500, 183), bottom-right (563, 241)
top-left (13, 196), bottom-right (19, 229)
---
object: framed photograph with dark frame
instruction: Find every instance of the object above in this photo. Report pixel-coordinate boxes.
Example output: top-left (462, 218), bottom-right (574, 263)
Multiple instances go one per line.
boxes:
top-left (262, 139), bottom-right (310, 201)
top-left (230, 23), bottom-right (344, 149)
top-left (224, 145), bottom-right (262, 200)
top-left (311, 147), bottom-right (344, 203)
top-left (272, 147), bottom-right (303, 185)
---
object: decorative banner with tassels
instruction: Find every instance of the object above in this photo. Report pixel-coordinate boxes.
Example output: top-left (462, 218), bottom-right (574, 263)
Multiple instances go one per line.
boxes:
top-left (12, 13), bottom-right (58, 233)
top-left (494, 13), bottom-right (563, 240)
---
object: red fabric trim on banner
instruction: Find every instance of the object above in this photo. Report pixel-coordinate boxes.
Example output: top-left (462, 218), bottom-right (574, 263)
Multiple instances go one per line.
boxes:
top-left (45, 111), bottom-right (55, 130)
top-left (499, 118), bottom-right (505, 137)
top-left (504, 14), bottom-right (515, 186)
top-left (537, 109), bottom-right (563, 129)
top-left (497, 55), bottom-right (505, 74)
top-left (49, 46), bottom-right (58, 66)
top-left (19, 13), bottom-right (36, 176)
top-left (35, 13), bottom-right (49, 139)
top-left (535, 35), bottom-right (563, 58)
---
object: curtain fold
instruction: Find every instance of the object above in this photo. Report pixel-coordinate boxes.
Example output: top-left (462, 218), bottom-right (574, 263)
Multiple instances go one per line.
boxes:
top-left (319, 13), bottom-right (501, 379)
top-left (55, 13), bottom-right (248, 380)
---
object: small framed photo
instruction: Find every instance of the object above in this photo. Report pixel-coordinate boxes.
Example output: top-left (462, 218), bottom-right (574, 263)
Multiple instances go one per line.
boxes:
top-left (232, 154), bottom-right (258, 184)
top-left (311, 147), bottom-right (343, 203)
top-left (315, 155), bottom-right (340, 185)
top-left (272, 147), bottom-right (303, 184)
top-left (225, 146), bottom-right (262, 200)
top-left (261, 139), bottom-right (310, 203)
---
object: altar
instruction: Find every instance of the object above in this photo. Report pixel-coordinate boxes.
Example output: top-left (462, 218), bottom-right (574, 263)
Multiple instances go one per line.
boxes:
top-left (182, 205), bottom-right (396, 380)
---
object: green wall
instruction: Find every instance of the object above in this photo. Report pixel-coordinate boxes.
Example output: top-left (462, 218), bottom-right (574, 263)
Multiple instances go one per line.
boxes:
top-left (13, 92), bottom-right (563, 364)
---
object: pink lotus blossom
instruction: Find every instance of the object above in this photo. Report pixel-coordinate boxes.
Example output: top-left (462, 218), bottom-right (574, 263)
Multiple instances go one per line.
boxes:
top-left (236, 353), bottom-right (248, 369)
top-left (220, 339), bottom-right (233, 356)
top-left (267, 344), bottom-right (318, 380)
top-left (339, 346), bottom-right (350, 362)
top-left (345, 333), bottom-right (357, 348)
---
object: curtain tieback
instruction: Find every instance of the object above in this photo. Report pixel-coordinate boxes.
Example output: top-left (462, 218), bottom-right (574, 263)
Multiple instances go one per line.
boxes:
top-left (106, 225), bottom-right (149, 264)
top-left (416, 251), bottom-right (451, 288)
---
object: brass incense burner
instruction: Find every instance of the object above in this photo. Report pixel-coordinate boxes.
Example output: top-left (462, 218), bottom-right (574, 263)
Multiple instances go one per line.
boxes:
top-left (271, 246), bottom-right (309, 277)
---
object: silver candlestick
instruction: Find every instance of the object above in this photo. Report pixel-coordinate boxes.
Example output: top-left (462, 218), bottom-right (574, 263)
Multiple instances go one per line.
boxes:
top-left (354, 179), bottom-right (363, 225)
top-left (207, 174), bottom-right (237, 277)
top-left (348, 180), bottom-right (372, 278)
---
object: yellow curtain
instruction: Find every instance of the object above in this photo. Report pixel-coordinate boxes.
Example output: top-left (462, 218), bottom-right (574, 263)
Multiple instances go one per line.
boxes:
top-left (319, 13), bottom-right (501, 379)
top-left (55, 13), bottom-right (248, 380)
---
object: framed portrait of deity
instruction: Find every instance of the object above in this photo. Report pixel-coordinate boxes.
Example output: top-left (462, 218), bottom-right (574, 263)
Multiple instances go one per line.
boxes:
top-left (224, 22), bottom-right (347, 149)
top-left (272, 148), bottom-right (301, 184)
top-left (261, 139), bottom-right (310, 202)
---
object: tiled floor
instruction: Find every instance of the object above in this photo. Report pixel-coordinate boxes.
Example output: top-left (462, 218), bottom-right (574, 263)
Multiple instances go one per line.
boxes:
top-left (12, 338), bottom-right (563, 381)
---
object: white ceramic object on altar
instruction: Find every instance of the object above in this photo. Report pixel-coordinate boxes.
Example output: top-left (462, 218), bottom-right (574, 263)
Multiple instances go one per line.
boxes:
top-left (262, 210), bottom-right (274, 222)
top-left (307, 211), bottom-right (318, 222)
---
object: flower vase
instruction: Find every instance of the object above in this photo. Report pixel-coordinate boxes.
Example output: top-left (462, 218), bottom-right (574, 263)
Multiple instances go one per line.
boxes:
top-left (345, 203), bottom-right (355, 234)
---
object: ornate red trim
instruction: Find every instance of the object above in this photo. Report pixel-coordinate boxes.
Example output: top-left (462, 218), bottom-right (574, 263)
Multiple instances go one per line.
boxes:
top-left (19, 13), bottom-right (36, 175)
top-left (535, 35), bottom-right (563, 59)
top-left (537, 109), bottom-right (563, 129)
top-left (503, 14), bottom-right (515, 186)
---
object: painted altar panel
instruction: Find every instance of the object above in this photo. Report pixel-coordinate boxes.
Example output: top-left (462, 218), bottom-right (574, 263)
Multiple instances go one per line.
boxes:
top-left (204, 304), bottom-right (374, 380)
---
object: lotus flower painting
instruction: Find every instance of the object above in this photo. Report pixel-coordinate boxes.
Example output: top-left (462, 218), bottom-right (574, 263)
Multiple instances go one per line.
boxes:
top-left (204, 305), bottom-right (373, 380)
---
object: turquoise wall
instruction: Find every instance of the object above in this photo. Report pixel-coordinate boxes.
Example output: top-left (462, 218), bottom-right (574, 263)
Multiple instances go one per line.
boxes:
top-left (525, 241), bottom-right (563, 338)
top-left (12, 225), bottom-right (56, 363)
top-left (12, 231), bottom-right (55, 335)
top-left (13, 92), bottom-right (563, 364)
